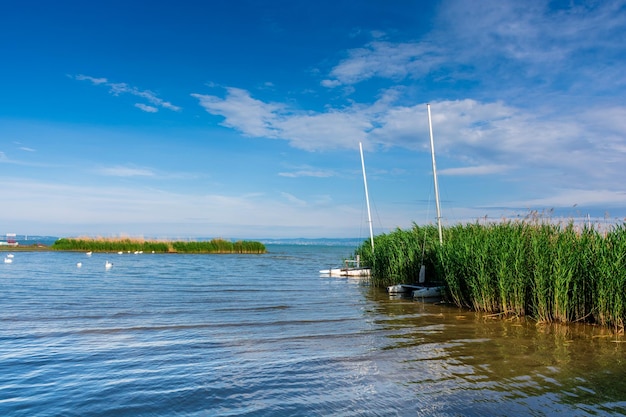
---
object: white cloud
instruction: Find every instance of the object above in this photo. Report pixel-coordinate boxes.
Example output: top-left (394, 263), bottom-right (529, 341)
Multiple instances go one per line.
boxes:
top-left (192, 87), bottom-right (374, 150)
top-left (323, 40), bottom-right (444, 86)
top-left (320, 0), bottom-right (626, 104)
top-left (74, 74), bottom-right (181, 112)
top-left (280, 192), bottom-right (307, 206)
top-left (278, 168), bottom-right (335, 178)
top-left (74, 74), bottom-right (108, 85)
top-left (192, 84), bottom-right (626, 198)
top-left (192, 88), bottom-right (283, 138)
top-left (439, 165), bottom-right (509, 176)
top-left (320, 79), bottom-right (341, 88)
top-left (96, 166), bottom-right (156, 177)
top-left (135, 103), bottom-right (159, 113)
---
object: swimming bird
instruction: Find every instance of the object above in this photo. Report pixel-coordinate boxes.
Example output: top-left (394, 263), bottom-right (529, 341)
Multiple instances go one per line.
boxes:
top-left (7, 253), bottom-right (14, 258)
top-left (76, 262), bottom-right (82, 268)
top-left (4, 257), bottom-right (13, 264)
top-left (105, 260), bottom-right (113, 269)
top-left (86, 251), bottom-right (93, 256)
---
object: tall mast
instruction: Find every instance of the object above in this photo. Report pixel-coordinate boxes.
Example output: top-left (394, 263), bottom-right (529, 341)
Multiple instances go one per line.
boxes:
top-left (427, 104), bottom-right (443, 245)
top-left (359, 142), bottom-right (374, 252)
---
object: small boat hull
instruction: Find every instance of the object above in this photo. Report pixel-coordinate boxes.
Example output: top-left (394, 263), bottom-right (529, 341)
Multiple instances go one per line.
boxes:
top-left (342, 268), bottom-right (370, 277)
top-left (320, 267), bottom-right (370, 277)
top-left (387, 284), bottom-right (422, 294)
top-left (387, 284), bottom-right (444, 300)
top-left (412, 286), bottom-right (443, 299)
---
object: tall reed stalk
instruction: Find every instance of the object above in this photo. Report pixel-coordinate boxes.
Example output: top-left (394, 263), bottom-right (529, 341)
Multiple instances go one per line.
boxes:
top-left (358, 219), bottom-right (626, 331)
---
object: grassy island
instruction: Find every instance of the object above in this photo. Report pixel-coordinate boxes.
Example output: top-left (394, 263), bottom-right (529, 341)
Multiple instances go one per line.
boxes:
top-left (51, 237), bottom-right (266, 254)
top-left (355, 219), bottom-right (626, 332)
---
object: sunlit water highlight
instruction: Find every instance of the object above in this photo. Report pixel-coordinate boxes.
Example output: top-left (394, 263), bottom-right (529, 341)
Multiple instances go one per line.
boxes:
top-left (1, 245), bottom-right (624, 416)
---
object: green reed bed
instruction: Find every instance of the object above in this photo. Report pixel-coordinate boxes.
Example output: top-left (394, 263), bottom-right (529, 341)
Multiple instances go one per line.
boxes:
top-left (358, 221), bottom-right (625, 331)
top-left (355, 224), bottom-right (441, 288)
top-left (51, 238), bottom-right (266, 254)
top-left (171, 239), bottom-right (266, 254)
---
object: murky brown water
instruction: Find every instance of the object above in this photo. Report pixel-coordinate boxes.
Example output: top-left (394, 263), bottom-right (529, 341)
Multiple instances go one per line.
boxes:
top-left (365, 287), bottom-right (626, 416)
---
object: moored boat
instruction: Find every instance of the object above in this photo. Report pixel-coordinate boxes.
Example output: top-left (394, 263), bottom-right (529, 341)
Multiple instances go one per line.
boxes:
top-left (389, 104), bottom-right (447, 299)
top-left (387, 284), bottom-right (422, 294)
top-left (320, 257), bottom-right (370, 277)
top-left (412, 286), bottom-right (443, 299)
top-left (320, 142), bottom-right (374, 278)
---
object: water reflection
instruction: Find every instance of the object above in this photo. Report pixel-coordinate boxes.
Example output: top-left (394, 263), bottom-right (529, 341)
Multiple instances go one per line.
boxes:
top-left (365, 287), bottom-right (626, 415)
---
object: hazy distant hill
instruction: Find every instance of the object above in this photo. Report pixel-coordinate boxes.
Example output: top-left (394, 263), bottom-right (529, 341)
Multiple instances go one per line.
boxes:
top-left (258, 238), bottom-right (367, 246)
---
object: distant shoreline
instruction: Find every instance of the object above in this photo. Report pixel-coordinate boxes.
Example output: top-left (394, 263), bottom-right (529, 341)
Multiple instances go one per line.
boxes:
top-left (0, 244), bottom-right (50, 251)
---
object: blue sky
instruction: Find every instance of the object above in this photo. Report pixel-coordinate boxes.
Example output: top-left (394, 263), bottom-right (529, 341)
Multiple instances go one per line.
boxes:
top-left (1, 0), bottom-right (626, 239)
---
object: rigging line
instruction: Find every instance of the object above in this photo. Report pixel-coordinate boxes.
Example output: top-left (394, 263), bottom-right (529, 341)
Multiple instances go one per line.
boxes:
top-left (371, 199), bottom-right (384, 236)
top-left (359, 199), bottom-right (383, 241)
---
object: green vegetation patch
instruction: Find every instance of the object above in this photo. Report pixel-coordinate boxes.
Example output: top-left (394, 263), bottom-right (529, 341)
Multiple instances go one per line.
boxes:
top-left (356, 220), bottom-right (626, 332)
top-left (51, 238), bottom-right (266, 254)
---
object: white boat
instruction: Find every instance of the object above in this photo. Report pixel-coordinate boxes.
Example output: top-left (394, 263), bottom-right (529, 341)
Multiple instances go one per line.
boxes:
top-left (320, 142), bottom-right (374, 277)
top-left (388, 104), bottom-right (446, 297)
top-left (319, 256), bottom-right (371, 277)
top-left (320, 268), bottom-right (371, 277)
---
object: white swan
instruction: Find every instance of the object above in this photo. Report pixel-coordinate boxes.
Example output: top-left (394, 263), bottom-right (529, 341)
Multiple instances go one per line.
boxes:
top-left (7, 253), bottom-right (14, 258)
top-left (105, 260), bottom-right (113, 269)
top-left (76, 262), bottom-right (82, 268)
top-left (4, 257), bottom-right (13, 264)
top-left (86, 251), bottom-right (93, 256)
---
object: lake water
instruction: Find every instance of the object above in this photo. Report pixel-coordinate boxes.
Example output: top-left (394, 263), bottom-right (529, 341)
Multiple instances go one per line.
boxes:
top-left (1, 245), bottom-right (624, 416)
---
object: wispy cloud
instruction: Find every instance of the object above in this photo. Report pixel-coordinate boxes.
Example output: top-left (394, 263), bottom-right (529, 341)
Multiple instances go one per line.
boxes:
top-left (321, 40), bottom-right (444, 86)
top-left (96, 166), bottom-right (156, 177)
top-left (74, 74), bottom-right (107, 85)
top-left (439, 165), bottom-right (510, 176)
top-left (280, 192), bottom-right (307, 206)
top-left (134, 103), bottom-right (159, 113)
top-left (321, 0), bottom-right (626, 106)
top-left (278, 167), bottom-right (335, 178)
top-left (73, 74), bottom-right (182, 112)
top-left (192, 87), bottom-right (373, 150)
top-left (192, 86), bottom-right (626, 199)
top-left (191, 88), bottom-right (284, 137)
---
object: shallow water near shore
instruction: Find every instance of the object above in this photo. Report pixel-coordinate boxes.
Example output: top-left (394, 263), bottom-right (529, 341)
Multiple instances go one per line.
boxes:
top-left (1, 244), bottom-right (624, 416)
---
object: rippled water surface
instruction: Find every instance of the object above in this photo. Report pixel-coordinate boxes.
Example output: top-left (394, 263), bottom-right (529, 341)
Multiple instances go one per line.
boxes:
top-left (1, 245), bottom-right (624, 416)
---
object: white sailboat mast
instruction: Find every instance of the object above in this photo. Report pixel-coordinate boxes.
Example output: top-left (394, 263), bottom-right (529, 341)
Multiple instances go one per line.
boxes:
top-left (359, 142), bottom-right (375, 252)
top-left (427, 104), bottom-right (443, 245)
